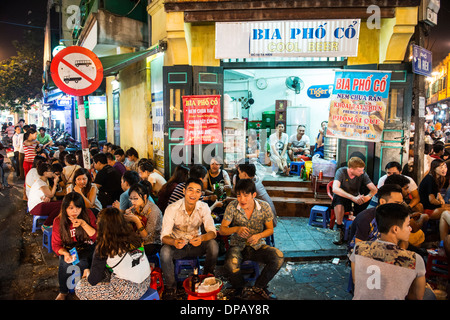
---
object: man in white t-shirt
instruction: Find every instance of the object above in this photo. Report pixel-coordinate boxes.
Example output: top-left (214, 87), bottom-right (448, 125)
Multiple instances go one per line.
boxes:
top-left (269, 122), bottom-right (289, 176)
top-left (288, 124), bottom-right (310, 161)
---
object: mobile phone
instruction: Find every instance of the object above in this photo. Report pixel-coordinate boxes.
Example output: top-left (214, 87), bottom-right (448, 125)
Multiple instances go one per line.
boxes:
top-left (69, 247), bottom-right (80, 265)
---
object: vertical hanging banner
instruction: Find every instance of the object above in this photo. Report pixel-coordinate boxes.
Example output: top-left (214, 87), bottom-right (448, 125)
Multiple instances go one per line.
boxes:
top-left (183, 95), bottom-right (223, 145)
top-left (326, 70), bottom-right (391, 142)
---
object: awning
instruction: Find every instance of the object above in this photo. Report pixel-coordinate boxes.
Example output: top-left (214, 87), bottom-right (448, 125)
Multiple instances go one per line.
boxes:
top-left (100, 41), bottom-right (166, 77)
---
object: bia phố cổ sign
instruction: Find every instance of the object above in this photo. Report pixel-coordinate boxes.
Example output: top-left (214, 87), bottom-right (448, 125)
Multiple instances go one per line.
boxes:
top-left (326, 70), bottom-right (391, 142)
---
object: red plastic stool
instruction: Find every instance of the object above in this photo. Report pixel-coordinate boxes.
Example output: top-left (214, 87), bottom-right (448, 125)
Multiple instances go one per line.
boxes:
top-left (183, 275), bottom-right (223, 300)
top-left (150, 267), bottom-right (164, 295)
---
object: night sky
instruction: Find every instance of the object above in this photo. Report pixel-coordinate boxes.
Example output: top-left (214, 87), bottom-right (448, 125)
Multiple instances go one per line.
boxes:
top-left (0, 0), bottom-right (48, 62)
top-left (0, 1), bottom-right (449, 65)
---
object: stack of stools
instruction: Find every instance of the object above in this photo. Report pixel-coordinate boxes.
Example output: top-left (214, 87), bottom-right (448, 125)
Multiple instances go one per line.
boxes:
top-left (289, 161), bottom-right (305, 176)
top-left (308, 205), bottom-right (330, 229)
top-left (150, 267), bottom-right (164, 295)
top-left (174, 258), bottom-right (200, 282)
top-left (140, 287), bottom-right (160, 300)
top-left (42, 227), bottom-right (53, 253)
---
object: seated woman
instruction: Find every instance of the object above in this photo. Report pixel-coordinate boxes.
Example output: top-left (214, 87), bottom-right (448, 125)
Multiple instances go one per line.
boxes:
top-left (51, 192), bottom-right (97, 300)
top-left (67, 168), bottom-right (102, 216)
top-left (418, 158), bottom-right (450, 220)
top-left (62, 153), bottom-right (81, 187)
top-left (157, 165), bottom-right (189, 214)
top-left (27, 162), bottom-right (63, 228)
top-left (24, 155), bottom-right (47, 199)
top-left (138, 159), bottom-right (167, 197)
top-left (126, 180), bottom-right (163, 258)
top-left (75, 207), bottom-right (151, 300)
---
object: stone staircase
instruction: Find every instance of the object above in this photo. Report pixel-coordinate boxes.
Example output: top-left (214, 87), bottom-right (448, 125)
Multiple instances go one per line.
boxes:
top-left (262, 177), bottom-right (332, 218)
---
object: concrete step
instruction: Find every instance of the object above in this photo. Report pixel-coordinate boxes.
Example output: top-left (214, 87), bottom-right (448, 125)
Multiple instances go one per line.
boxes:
top-left (265, 186), bottom-right (315, 198)
top-left (271, 196), bottom-right (332, 218)
top-left (262, 178), bottom-right (312, 188)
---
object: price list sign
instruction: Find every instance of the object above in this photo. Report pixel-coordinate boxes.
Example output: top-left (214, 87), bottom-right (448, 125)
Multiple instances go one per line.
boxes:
top-left (183, 95), bottom-right (223, 145)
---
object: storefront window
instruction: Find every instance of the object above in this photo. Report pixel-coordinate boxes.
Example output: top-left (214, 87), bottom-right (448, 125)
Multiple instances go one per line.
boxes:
top-left (169, 88), bottom-right (184, 122)
top-left (387, 88), bottom-right (404, 123)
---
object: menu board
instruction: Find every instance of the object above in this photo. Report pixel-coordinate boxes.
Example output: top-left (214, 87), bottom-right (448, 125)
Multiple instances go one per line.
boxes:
top-left (183, 95), bottom-right (223, 145)
top-left (326, 70), bottom-right (391, 142)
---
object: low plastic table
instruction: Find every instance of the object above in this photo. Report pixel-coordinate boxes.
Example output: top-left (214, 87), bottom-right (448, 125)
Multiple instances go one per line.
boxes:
top-left (183, 275), bottom-right (223, 300)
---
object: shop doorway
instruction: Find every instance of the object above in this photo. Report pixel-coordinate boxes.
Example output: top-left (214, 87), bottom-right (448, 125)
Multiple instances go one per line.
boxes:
top-left (223, 67), bottom-right (336, 180)
top-left (163, 65), bottom-right (224, 178)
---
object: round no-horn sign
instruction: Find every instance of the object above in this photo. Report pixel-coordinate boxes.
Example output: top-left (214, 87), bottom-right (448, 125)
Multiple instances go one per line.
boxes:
top-left (50, 46), bottom-right (103, 96)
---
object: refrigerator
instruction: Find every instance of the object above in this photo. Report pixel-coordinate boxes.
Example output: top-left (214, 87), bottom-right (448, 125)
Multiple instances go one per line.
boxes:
top-left (286, 106), bottom-right (310, 138)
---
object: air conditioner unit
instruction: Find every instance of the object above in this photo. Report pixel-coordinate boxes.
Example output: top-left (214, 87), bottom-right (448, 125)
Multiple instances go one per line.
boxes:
top-left (419, 0), bottom-right (440, 26)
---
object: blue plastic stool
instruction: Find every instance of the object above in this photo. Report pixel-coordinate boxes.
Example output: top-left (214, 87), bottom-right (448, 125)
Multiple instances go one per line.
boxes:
top-left (174, 258), bottom-right (200, 282)
top-left (289, 161), bottom-right (305, 176)
top-left (140, 287), bottom-right (160, 300)
top-left (308, 205), bottom-right (329, 228)
top-left (343, 219), bottom-right (354, 241)
top-left (148, 253), bottom-right (161, 268)
top-left (241, 260), bottom-right (260, 282)
top-left (42, 227), bottom-right (52, 253)
top-left (32, 215), bottom-right (48, 233)
top-left (265, 234), bottom-right (275, 247)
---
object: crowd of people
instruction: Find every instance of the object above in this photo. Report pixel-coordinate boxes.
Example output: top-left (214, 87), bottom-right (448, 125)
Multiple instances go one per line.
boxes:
top-left (14, 124), bottom-right (284, 300)
top-left (2, 118), bottom-right (449, 301)
top-left (332, 146), bottom-right (450, 299)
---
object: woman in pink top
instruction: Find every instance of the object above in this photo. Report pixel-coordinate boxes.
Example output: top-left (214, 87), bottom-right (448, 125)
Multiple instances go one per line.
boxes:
top-left (23, 128), bottom-right (38, 178)
top-left (52, 191), bottom-right (97, 300)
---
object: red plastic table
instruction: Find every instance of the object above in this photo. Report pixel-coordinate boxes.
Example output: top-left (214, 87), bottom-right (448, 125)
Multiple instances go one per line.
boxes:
top-left (183, 275), bottom-right (223, 300)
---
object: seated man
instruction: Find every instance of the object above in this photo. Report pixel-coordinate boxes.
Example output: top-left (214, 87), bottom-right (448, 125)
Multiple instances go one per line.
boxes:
top-left (331, 157), bottom-right (378, 245)
top-left (220, 179), bottom-right (284, 300)
top-left (288, 124), bottom-right (310, 161)
top-left (349, 176), bottom-right (428, 255)
top-left (350, 203), bottom-right (427, 300)
top-left (92, 153), bottom-right (123, 208)
top-left (236, 163), bottom-right (278, 227)
top-left (269, 121), bottom-right (290, 177)
top-left (160, 177), bottom-right (219, 299)
top-left (375, 161), bottom-right (422, 212)
top-left (430, 143), bottom-right (444, 159)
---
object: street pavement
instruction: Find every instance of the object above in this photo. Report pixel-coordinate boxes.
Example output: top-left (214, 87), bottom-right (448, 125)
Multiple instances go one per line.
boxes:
top-left (0, 170), bottom-right (353, 300)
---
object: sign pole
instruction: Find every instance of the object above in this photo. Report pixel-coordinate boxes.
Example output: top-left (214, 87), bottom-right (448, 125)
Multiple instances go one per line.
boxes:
top-left (412, 22), bottom-right (426, 184)
top-left (50, 46), bottom-right (103, 171)
top-left (77, 96), bottom-right (91, 169)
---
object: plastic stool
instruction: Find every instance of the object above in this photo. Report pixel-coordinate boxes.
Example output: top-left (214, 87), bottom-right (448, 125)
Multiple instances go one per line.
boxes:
top-left (426, 253), bottom-right (449, 280)
top-left (174, 258), bottom-right (200, 282)
top-left (42, 227), bottom-right (52, 253)
top-left (308, 205), bottom-right (329, 228)
top-left (148, 253), bottom-right (161, 268)
top-left (241, 260), bottom-right (260, 282)
top-left (140, 287), bottom-right (160, 300)
top-left (150, 267), bottom-right (164, 295)
top-left (32, 215), bottom-right (48, 233)
top-left (289, 161), bottom-right (305, 176)
top-left (343, 219), bottom-right (353, 241)
top-left (265, 234), bottom-right (275, 247)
